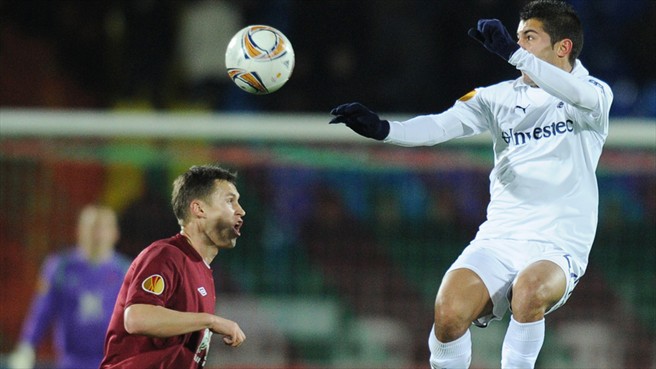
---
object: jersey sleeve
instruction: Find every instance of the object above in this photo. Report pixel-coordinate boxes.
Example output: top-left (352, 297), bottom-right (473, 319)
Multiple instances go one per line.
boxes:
top-left (509, 49), bottom-right (613, 129)
top-left (385, 89), bottom-right (492, 147)
top-left (124, 245), bottom-right (182, 308)
top-left (19, 255), bottom-right (62, 345)
top-left (566, 76), bottom-right (613, 136)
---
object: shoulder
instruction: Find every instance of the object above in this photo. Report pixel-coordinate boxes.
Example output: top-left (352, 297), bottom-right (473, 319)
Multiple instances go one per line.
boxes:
top-left (455, 80), bottom-right (516, 109)
top-left (47, 248), bottom-right (76, 261)
top-left (112, 252), bottom-right (133, 271)
top-left (42, 249), bottom-right (76, 271)
top-left (114, 252), bottom-right (132, 262)
top-left (584, 75), bottom-right (613, 99)
top-left (466, 80), bottom-right (516, 100)
top-left (134, 236), bottom-right (188, 266)
top-left (42, 249), bottom-right (77, 286)
top-left (573, 61), bottom-right (613, 98)
top-left (485, 79), bottom-right (517, 91)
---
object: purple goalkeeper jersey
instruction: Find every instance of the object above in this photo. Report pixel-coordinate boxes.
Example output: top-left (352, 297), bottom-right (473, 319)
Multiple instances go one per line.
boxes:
top-left (20, 248), bottom-right (130, 369)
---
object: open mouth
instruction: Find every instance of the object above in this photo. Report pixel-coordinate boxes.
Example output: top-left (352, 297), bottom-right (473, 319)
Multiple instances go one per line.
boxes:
top-left (233, 221), bottom-right (243, 236)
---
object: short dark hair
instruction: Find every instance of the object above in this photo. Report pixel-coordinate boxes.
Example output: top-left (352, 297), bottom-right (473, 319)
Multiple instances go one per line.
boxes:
top-left (520, 0), bottom-right (583, 65)
top-left (171, 164), bottom-right (238, 225)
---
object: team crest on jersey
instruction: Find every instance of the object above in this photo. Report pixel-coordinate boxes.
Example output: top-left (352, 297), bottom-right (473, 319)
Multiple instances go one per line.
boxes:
top-left (458, 89), bottom-right (477, 102)
top-left (142, 274), bottom-right (165, 295)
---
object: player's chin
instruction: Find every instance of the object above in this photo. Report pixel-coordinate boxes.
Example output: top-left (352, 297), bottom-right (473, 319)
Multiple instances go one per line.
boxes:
top-left (218, 236), bottom-right (238, 249)
top-left (215, 231), bottom-right (239, 249)
top-left (227, 232), bottom-right (240, 248)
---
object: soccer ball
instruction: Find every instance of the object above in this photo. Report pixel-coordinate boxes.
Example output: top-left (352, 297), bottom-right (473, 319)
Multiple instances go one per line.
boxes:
top-left (225, 25), bottom-right (295, 95)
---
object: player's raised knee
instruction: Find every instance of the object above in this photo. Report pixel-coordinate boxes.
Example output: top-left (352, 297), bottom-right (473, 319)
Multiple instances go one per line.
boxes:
top-left (434, 304), bottom-right (472, 341)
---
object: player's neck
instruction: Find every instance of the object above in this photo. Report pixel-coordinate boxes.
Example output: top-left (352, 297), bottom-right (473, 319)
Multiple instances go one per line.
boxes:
top-left (180, 229), bottom-right (218, 265)
top-left (79, 244), bottom-right (112, 264)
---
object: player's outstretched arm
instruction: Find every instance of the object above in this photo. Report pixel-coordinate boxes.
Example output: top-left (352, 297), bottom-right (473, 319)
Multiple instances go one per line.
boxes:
top-left (329, 102), bottom-right (390, 140)
top-left (123, 303), bottom-right (244, 347)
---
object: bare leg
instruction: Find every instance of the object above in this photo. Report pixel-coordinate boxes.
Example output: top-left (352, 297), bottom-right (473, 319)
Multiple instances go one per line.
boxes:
top-left (502, 260), bottom-right (566, 368)
top-left (434, 268), bottom-right (494, 341)
top-left (510, 260), bottom-right (566, 322)
top-left (429, 268), bottom-right (493, 368)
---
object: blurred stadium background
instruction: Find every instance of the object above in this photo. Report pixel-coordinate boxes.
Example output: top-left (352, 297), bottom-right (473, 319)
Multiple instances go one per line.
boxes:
top-left (1, 1), bottom-right (654, 368)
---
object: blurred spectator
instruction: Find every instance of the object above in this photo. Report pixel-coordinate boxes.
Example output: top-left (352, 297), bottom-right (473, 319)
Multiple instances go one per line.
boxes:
top-left (116, 167), bottom-right (179, 258)
top-left (115, 0), bottom-right (177, 109)
top-left (0, 0), bottom-right (654, 116)
top-left (7, 205), bottom-right (130, 369)
top-left (283, 0), bottom-right (371, 111)
top-left (0, 2), bottom-right (108, 108)
top-left (176, 0), bottom-right (243, 110)
top-left (299, 188), bottom-right (433, 362)
top-left (53, 1), bottom-right (113, 107)
top-left (0, 217), bottom-right (38, 355)
top-left (617, 0), bottom-right (656, 116)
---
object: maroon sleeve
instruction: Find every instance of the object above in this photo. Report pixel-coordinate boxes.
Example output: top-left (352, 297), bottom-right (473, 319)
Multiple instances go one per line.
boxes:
top-left (124, 243), bottom-right (183, 308)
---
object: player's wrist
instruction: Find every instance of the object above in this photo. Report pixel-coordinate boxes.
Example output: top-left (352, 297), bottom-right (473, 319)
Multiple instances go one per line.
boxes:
top-left (371, 120), bottom-right (390, 140)
top-left (505, 43), bottom-right (520, 61)
top-left (205, 313), bottom-right (221, 330)
top-left (507, 47), bottom-right (526, 66)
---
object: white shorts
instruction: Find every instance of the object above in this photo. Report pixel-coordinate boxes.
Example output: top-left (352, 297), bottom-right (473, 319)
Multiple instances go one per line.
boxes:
top-left (447, 239), bottom-right (583, 326)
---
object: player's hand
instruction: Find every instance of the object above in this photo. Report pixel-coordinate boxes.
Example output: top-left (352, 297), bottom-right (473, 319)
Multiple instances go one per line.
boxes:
top-left (7, 343), bottom-right (35, 369)
top-left (211, 316), bottom-right (245, 347)
top-left (468, 19), bottom-right (519, 61)
top-left (329, 102), bottom-right (390, 140)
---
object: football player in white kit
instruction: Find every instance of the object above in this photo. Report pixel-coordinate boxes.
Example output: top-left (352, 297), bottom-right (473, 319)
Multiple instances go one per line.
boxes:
top-left (329, 0), bottom-right (613, 368)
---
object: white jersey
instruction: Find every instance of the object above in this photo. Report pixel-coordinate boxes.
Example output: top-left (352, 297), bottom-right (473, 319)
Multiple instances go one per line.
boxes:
top-left (385, 49), bottom-right (613, 272)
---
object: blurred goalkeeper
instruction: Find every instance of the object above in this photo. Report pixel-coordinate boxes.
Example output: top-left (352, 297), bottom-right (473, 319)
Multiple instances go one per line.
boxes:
top-left (329, 1), bottom-right (612, 368)
top-left (7, 205), bottom-right (130, 369)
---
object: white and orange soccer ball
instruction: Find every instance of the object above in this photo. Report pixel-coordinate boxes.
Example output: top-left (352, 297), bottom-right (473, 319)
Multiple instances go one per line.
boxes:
top-left (225, 25), bottom-right (295, 95)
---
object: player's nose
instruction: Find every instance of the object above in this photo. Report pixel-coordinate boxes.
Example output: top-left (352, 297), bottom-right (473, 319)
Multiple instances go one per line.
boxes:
top-left (235, 203), bottom-right (245, 217)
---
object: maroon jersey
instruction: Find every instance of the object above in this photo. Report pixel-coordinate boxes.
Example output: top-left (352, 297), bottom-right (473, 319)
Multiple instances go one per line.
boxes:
top-left (100, 234), bottom-right (216, 369)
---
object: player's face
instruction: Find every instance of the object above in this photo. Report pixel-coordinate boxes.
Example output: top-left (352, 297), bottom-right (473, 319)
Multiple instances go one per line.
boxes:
top-left (516, 18), bottom-right (562, 86)
top-left (202, 180), bottom-right (245, 249)
top-left (77, 207), bottom-right (119, 262)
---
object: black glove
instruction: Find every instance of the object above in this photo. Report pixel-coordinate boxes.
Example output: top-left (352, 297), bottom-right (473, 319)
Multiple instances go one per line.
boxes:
top-left (329, 102), bottom-right (390, 141)
top-left (468, 19), bottom-right (519, 61)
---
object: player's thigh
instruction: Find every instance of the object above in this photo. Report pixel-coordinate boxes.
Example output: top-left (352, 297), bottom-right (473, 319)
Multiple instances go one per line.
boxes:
top-left (435, 268), bottom-right (493, 323)
top-left (511, 260), bottom-right (567, 316)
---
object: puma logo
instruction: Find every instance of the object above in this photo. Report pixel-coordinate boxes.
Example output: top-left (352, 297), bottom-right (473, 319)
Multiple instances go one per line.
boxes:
top-left (514, 104), bottom-right (529, 114)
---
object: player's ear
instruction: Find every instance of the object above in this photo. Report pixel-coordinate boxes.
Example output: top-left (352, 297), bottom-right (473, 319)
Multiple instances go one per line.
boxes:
top-left (189, 200), bottom-right (205, 219)
top-left (556, 38), bottom-right (573, 58)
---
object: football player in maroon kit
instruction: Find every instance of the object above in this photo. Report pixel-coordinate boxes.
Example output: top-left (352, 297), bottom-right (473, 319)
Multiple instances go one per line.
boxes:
top-left (100, 165), bottom-right (246, 369)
